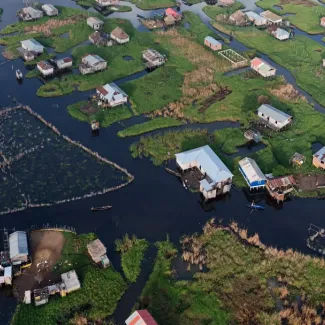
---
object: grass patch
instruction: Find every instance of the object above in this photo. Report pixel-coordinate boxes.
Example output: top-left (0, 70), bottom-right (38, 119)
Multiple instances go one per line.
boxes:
top-left (11, 232), bottom-right (127, 324)
top-left (115, 234), bottom-right (149, 282)
top-left (67, 100), bottom-right (133, 127)
top-left (135, 239), bottom-right (230, 325)
top-left (256, 0), bottom-right (325, 34)
top-left (203, 2), bottom-right (245, 19)
top-left (118, 117), bottom-right (184, 137)
top-left (127, 0), bottom-right (176, 10)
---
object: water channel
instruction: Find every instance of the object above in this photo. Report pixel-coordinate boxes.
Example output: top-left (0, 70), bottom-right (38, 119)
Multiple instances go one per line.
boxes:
top-left (0, 0), bottom-right (325, 323)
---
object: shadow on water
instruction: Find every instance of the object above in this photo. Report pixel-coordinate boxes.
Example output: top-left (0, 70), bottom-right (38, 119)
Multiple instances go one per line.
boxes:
top-left (312, 142), bottom-right (324, 153)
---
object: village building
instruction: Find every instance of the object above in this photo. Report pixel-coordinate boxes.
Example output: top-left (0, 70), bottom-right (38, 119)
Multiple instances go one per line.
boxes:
top-left (41, 4), bottom-right (59, 16)
top-left (89, 31), bottom-right (111, 46)
top-left (20, 39), bottom-right (44, 55)
top-left (245, 11), bottom-right (267, 26)
top-left (271, 27), bottom-right (290, 40)
top-left (244, 130), bottom-right (262, 143)
top-left (165, 8), bottom-right (182, 21)
top-left (204, 36), bottom-right (222, 51)
top-left (290, 152), bottom-right (306, 167)
top-left (238, 157), bottom-right (266, 190)
top-left (266, 175), bottom-right (296, 203)
top-left (142, 48), bottom-right (166, 68)
top-left (97, 83), bottom-right (128, 107)
top-left (110, 27), bottom-right (130, 44)
top-left (250, 57), bottom-right (276, 78)
top-left (321, 17), bottom-right (325, 27)
top-left (55, 57), bottom-right (73, 70)
top-left (24, 290), bottom-right (31, 304)
top-left (34, 288), bottom-right (49, 306)
top-left (257, 104), bottom-right (292, 131)
top-left (313, 146), bottom-right (325, 170)
top-left (87, 239), bottom-right (110, 268)
top-left (87, 17), bottom-right (104, 30)
top-left (0, 266), bottom-right (12, 286)
top-left (260, 10), bottom-right (282, 25)
top-left (126, 310), bottom-right (159, 325)
top-left (95, 0), bottom-right (120, 6)
top-left (9, 231), bottom-right (29, 265)
top-left (18, 7), bottom-right (43, 21)
top-left (79, 54), bottom-right (107, 75)
top-left (61, 270), bottom-right (81, 294)
top-left (37, 61), bottom-right (54, 77)
top-left (164, 14), bottom-right (176, 26)
top-left (23, 51), bottom-right (35, 62)
top-left (218, 0), bottom-right (235, 6)
top-left (229, 10), bottom-right (247, 26)
top-left (175, 145), bottom-right (233, 200)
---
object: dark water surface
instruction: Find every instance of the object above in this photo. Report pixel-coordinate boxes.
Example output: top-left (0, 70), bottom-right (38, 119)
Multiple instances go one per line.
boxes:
top-left (0, 0), bottom-right (325, 324)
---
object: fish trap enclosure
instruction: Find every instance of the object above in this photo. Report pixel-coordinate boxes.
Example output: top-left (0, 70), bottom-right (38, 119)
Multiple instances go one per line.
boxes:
top-left (0, 106), bottom-right (134, 215)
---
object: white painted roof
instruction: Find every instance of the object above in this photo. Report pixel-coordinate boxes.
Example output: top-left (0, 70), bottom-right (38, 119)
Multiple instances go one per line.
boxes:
top-left (42, 4), bottom-right (57, 12)
top-left (275, 28), bottom-right (290, 38)
top-left (21, 39), bottom-right (44, 52)
top-left (87, 17), bottom-right (104, 25)
top-left (61, 270), bottom-right (80, 291)
top-left (83, 54), bottom-right (105, 66)
top-left (175, 145), bottom-right (233, 184)
top-left (205, 36), bottom-right (221, 46)
top-left (98, 83), bottom-right (128, 102)
top-left (238, 157), bottom-right (266, 183)
top-left (245, 11), bottom-right (266, 24)
top-left (9, 231), bottom-right (28, 259)
top-left (22, 7), bottom-right (43, 17)
top-left (258, 104), bottom-right (291, 122)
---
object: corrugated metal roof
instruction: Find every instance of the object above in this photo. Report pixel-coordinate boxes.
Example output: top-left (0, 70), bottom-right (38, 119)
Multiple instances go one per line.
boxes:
top-left (314, 146), bottom-right (325, 161)
top-left (205, 36), bottom-right (221, 46)
top-left (97, 82), bottom-right (128, 102)
top-left (258, 104), bottom-right (291, 122)
top-left (275, 28), bottom-right (290, 39)
top-left (61, 270), bottom-right (80, 291)
top-left (238, 157), bottom-right (266, 184)
top-left (21, 39), bottom-right (44, 52)
top-left (267, 175), bottom-right (296, 190)
top-left (126, 310), bottom-right (159, 325)
top-left (42, 4), bottom-right (57, 11)
top-left (83, 54), bottom-right (106, 66)
top-left (175, 145), bottom-right (233, 184)
top-left (260, 10), bottom-right (282, 22)
top-left (87, 17), bottom-right (104, 25)
top-left (9, 231), bottom-right (28, 259)
top-left (245, 11), bottom-right (266, 24)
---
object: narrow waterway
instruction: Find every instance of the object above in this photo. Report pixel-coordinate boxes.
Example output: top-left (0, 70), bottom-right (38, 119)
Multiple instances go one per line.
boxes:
top-left (1, 1), bottom-right (325, 324)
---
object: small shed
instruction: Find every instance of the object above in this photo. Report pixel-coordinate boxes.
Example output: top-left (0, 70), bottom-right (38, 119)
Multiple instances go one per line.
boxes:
top-left (142, 49), bottom-right (166, 68)
top-left (97, 82), bottom-right (128, 107)
top-left (87, 239), bottom-right (107, 263)
top-left (238, 157), bottom-right (266, 190)
top-left (126, 310), bottom-right (159, 325)
top-left (272, 28), bottom-right (290, 41)
top-left (9, 231), bottom-right (28, 265)
top-left (313, 146), bottom-right (325, 170)
top-left (23, 51), bottom-right (35, 61)
top-left (250, 57), bottom-right (276, 78)
top-left (204, 36), bottom-right (222, 51)
top-left (55, 57), bottom-right (73, 70)
top-left (164, 14), bottom-right (176, 25)
top-left (321, 17), bottom-right (325, 27)
top-left (87, 17), bottom-right (104, 30)
top-left (257, 104), bottom-right (292, 130)
top-left (290, 152), bottom-right (305, 167)
top-left (229, 10), bottom-right (247, 26)
top-left (110, 27), bottom-right (129, 44)
top-left (42, 4), bottom-right (59, 16)
top-left (61, 270), bottom-right (81, 293)
top-left (260, 10), bottom-right (282, 24)
top-left (37, 60), bottom-right (54, 76)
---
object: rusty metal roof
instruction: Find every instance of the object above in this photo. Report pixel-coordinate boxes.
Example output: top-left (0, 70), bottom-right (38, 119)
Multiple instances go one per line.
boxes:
top-left (267, 175), bottom-right (296, 190)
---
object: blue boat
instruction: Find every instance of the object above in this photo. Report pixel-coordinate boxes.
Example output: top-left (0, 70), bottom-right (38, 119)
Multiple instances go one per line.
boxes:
top-left (247, 202), bottom-right (264, 210)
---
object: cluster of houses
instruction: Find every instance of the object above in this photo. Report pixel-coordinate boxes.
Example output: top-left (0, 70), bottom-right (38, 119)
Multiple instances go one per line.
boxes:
top-left (164, 8), bottom-right (183, 26)
top-left (229, 9), bottom-right (291, 41)
top-left (25, 238), bottom-right (110, 306)
top-left (18, 4), bottom-right (58, 21)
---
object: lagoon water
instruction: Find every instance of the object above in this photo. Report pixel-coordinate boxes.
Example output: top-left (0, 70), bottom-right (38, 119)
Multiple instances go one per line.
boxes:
top-left (0, 0), bottom-right (325, 323)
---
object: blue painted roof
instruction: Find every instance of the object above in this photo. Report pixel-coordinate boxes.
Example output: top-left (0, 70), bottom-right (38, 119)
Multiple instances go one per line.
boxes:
top-left (205, 36), bottom-right (221, 46)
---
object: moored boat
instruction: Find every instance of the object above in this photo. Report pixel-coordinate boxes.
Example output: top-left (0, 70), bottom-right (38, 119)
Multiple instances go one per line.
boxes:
top-left (91, 205), bottom-right (112, 212)
top-left (16, 69), bottom-right (23, 80)
top-left (246, 202), bottom-right (264, 210)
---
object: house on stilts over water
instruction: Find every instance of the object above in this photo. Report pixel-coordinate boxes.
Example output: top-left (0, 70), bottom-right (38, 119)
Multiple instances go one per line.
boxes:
top-left (238, 157), bottom-right (266, 191)
top-left (175, 145), bottom-right (233, 200)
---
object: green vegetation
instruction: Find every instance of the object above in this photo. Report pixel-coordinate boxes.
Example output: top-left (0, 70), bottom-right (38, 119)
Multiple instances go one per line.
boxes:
top-left (127, 0), bottom-right (176, 10)
top-left (138, 221), bottom-right (325, 325)
top-left (0, 8), bottom-right (3, 21)
top-left (135, 238), bottom-right (230, 325)
top-left (115, 234), bottom-right (149, 282)
top-left (212, 22), bottom-right (325, 107)
top-left (67, 101), bottom-right (133, 127)
top-left (203, 2), bottom-right (245, 18)
top-left (118, 117), bottom-right (184, 137)
top-left (11, 232), bottom-right (127, 325)
top-left (256, 0), bottom-right (325, 34)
